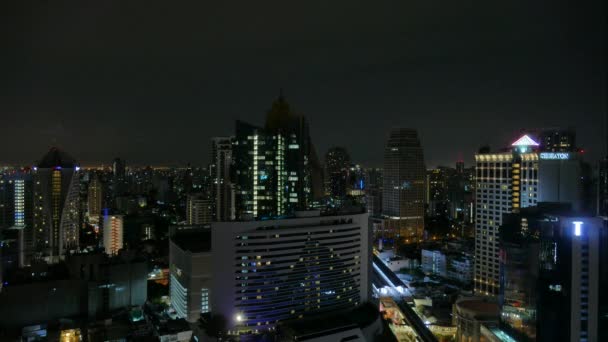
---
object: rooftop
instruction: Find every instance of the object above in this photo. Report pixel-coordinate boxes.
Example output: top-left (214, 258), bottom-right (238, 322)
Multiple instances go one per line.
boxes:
top-left (278, 302), bottom-right (378, 339)
top-left (37, 147), bottom-right (76, 168)
top-left (171, 230), bottom-right (211, 253)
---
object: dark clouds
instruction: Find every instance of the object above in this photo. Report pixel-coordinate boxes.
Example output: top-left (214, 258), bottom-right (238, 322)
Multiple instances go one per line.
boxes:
top-left (1, 0), bottom-right (605, 167)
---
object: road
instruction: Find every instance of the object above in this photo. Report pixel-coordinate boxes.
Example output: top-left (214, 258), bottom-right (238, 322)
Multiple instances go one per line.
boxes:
top-left (372, 255), bottom-right (438, 342)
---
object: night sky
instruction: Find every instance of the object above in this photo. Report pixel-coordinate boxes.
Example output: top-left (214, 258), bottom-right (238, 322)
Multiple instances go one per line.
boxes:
top-left (1, 1), bottom-right (606, 168)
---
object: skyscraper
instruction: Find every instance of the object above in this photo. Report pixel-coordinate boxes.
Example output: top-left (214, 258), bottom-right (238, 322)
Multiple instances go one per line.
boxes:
top-left (211, 137), bottom-right (235, 221)
top-left (103, 214), bottom-right (123, 255)
top-left (87, 174), bottom-right (103, 225)
top-left (539, 128), bottom-right (576, 152)
top-left (365, 168), bottom-right (383, 217)
top-left (499, 209), bottom-right (607, 342)
top-left (186, 193), bottom-right (212, 225)
top-left (233, 94), bottom-right (319, 219)
top-left (0, 170), bottom-right (34, 266)
top-left (112, 157), bottom-right (127, 198)
top-left (324, 147), bottom-right (351, 198)
top-left (474, 134), bottom-right (584, 296)
top-left (381, 128), bottom-right (426, 244)
top-left (33, 148), bottom-right (81, 263)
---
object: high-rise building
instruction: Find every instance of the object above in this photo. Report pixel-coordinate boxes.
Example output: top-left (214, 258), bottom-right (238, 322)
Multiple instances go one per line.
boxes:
top-left (186, 193), bottom-right (212, 225)
top-left (381, 128), bottom-right (426, 244)
top-left (87, 174), bottom-right (103, 225)
top-left (210, 212), bottom-right (370, 333)
top-left (0, 170), bottom-right (34, 267)
top-left (211, 137), bottom-right (235, 221)
top-left (365, 168), bottom-right (383, 217)
top-left (498, 204), bottom-right (567, 340)
top-left (324, 147), bottom-right (351, 198)
top-left (474, 134), bottom-right (584, 296)
top-left (33, 148), bottom-right (81, 263)
top-left (233, 94), bottom-right (319, 219)
top-left (499, 209), bottom-right (607, 341)
top-left (539, 128), bottom-right (576, 152)
top-left (103, 214), bottom-right (123, 255)
top-left (112, 157), bottom-right (127, 198)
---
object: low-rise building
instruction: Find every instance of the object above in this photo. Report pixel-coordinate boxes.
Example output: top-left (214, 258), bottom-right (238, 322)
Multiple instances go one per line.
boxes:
top-left (169, 228), bottom-right (212, 322)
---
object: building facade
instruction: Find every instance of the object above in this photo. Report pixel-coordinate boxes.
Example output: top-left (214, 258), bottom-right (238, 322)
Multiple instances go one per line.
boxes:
top-left (211, 137), bottom-right (235, 222)
top-left (103, 214), bottom-right (123, 255)
top-left (169, 229), bottom-right (212, 322)
top-left (87, 174), bottom-right (103, 225)
top-left (33, 148), bottom-right (81, 263)
top-left (381, 128), bottom-right (425, 244)
top-left (186, 194), bottom-right (212, 225)
top-left (233, 95), bottom-right (318, 219)
top-left (211, 213), bottom-right (371, 333)
top-left (324, 147), bottom-right (351, 198)
top-left (474, 134), bottom-right (583, 296)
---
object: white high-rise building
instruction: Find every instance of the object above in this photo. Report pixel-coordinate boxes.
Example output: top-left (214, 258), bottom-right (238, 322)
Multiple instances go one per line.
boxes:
top-left (474, 134), bottom-right (583, 296)
top-left (103, 214), bottom-right (124, 255)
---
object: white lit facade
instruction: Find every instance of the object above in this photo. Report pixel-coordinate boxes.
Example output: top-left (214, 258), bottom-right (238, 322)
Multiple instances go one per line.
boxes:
top-left (169, 234), bottom-right (213, 322)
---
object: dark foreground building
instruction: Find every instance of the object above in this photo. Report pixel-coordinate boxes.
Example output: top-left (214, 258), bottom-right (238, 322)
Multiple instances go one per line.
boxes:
top-left (499, 204), bottom-right (608, 341)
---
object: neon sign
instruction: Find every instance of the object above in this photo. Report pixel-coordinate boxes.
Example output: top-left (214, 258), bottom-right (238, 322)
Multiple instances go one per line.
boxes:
top-left (511, 135), bottom-right (540, 147)
top-left (573, 221), bottom-right (583, 237)
top-left (540, 152), bottom-right (570, 160)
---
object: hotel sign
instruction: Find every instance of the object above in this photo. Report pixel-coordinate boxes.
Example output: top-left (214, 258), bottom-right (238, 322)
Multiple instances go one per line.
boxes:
top-left (540, 152), bottom-right (570, 160)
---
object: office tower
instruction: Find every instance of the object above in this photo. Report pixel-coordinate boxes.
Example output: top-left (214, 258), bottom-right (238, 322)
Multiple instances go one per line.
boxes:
top-left (309, 146), bottom-right (325, 201)
top-left (87, 174), bottom-right (103, 225)
top-left (426, 167), bottom-right (453, 217)
top-left (0, 171), bottom-right (34, 267)
top-left (538, 217), bottom-right (605, 342)
top-left (32, 148), bottom-right (81, 263)
top-left (211, 212), bottom-right (370, 333)
top-left (103, 214), bottom-right (123, 255)
top-left (499, 210), bottom-right (607, 341)
top-left (365, 168), bottom-right (383, 190)
top-left (347, 164), bottom-right (366, 197)
top-left (324, 147), bottom-right (351, 198)
top-left (169, 228), bottom-right (212, 322)
top-left (211, 137), bottom-right (235, 221)
top-left (474, 134), bottom-right (584, 296)
top-left (381, 128), bottom-right (426, 244)
top-left (112, 157), bottom-right (127, 198)
top-left (498, 204), bottom-right (567, 340)
top-left (186, 193), bottom-right (212, 225)
top-left (539, 128), bottom-right (576, 152)
top-left (365, 168), bottom-right (383, 217)
top-left (233, 94), bottom-right (318, 219)
top-left (456, 161), bottom-right (465, 174)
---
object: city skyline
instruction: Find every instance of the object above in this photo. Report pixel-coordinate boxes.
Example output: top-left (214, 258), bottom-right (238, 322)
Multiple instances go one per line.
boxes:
top-left (2, 1), bottom-right (605, 167)
top-left (2, 1), bottom-right (607, 341)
